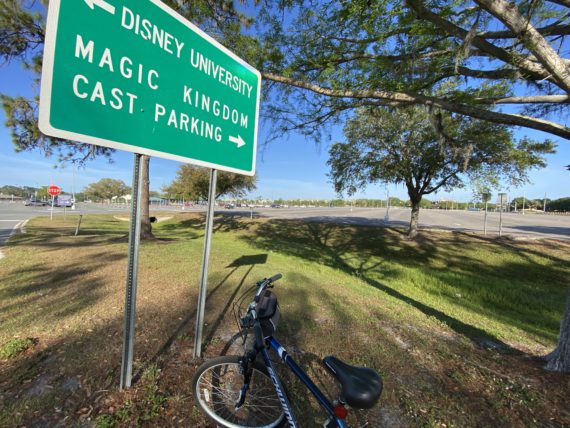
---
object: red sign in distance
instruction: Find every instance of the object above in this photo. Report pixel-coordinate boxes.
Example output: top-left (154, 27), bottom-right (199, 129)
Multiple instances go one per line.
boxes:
top-left (47, 184), bottom-right (61, 196)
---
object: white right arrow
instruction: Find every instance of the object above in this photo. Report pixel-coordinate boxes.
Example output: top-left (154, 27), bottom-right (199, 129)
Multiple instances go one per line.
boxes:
top-left (84, 0), bottom-right (116, 15)
top-left (229, 135), bottom-right (246, 148)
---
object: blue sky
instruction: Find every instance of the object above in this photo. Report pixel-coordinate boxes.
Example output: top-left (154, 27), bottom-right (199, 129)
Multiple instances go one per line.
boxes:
top-left (0, 9), bottom-right (569, 202)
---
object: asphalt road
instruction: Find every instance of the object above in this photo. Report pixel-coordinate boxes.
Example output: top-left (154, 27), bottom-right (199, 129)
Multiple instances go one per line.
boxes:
top-left (1, 202), bottom-right (569, 252)
top-left (0, 203), bottom-right (41, 249)
top-left (248, 206), bottom-right (570, 239)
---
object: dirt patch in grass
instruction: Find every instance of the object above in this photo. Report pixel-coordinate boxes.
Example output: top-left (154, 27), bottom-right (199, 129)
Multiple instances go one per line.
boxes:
top-left (0, 213), bottom-right (569, 427)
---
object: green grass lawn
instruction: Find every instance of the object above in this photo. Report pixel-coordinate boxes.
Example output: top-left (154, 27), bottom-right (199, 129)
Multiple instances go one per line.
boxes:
top-left (0, 213), bottom-right (568, 427)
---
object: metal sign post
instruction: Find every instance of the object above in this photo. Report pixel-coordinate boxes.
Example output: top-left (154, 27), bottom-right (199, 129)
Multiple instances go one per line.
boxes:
top-left (194, 169), bottom-right (217, 358)
top-left (48, 184), bottom-right (61, 220)
top-left (120, 153), bottom-right (144, 390)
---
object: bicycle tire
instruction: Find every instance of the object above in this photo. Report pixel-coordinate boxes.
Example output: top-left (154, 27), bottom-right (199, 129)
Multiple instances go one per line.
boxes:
top-left (192, 355), bottom-right (286, 428)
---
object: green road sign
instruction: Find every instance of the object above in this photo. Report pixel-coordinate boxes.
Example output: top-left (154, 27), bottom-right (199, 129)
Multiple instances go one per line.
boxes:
top-left (39, 0), bottom-right (261, 175)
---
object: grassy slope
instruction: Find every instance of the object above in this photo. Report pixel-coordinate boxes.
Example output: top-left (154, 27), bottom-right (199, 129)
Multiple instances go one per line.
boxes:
top-left (0, 213), bottom-right (568, 427)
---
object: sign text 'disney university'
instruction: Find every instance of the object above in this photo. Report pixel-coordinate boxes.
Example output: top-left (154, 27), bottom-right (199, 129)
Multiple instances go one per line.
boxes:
top-left (40, 0), bottom-right (261, 175)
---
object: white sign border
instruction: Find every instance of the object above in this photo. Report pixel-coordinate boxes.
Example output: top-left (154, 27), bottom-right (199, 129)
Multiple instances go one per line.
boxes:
top-left (39, 0), bottom-right (261, 176)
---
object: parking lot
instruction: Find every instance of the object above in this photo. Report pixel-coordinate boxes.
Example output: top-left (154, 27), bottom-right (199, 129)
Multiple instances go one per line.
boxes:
top-left (1, 202), bottom-right (569, 244)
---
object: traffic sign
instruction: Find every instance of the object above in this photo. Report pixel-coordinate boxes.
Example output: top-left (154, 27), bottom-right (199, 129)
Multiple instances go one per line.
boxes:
top-left (48, 185), bottom-right (62, 196)
top-left (39, 0), bottom-right (261, 175)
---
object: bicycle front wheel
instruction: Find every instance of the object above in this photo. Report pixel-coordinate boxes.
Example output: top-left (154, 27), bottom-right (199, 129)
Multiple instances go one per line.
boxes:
top-left (192, 355), bottom-right (285, 428)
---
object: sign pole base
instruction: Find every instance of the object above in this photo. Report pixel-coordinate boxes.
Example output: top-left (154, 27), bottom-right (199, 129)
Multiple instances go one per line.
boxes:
top-left (120, 153), bottom-right (144, 390)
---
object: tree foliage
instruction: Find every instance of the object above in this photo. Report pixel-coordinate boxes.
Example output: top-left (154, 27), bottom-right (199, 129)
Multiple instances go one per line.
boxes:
top-left (0, 185), bottom-right (37, 198)
top-left (328, 106), bottom-right (555, 237)
top-left (546, 197), bottom-right (570, 211)
top-left (82, 178), bottom-right (131, 201)
top-left (0, 0), bottom-right (116, 164)
top-left (164, 165), bottom-right (257, 201)
top-left (255, 0), bottom-right (570, 141)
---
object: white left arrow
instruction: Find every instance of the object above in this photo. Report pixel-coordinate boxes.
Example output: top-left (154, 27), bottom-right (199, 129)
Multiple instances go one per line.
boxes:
top-left (84, 0), bottom-right (116, 15)
top-left (229, 135), bottom-right (246, 148)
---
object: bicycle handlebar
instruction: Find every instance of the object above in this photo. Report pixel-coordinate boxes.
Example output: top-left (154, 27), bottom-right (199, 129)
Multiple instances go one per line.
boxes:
top-left (239, 274), bottom-right (282, 330)
top-left (269, 273), bottom-right (282, 282)
top-left (254, 273), bottom-right (282, 300)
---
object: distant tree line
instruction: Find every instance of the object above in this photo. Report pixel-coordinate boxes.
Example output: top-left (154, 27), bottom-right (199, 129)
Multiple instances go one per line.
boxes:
top-left (0, 185), bottom-right (37, 198)
top-left (220, 196), bottom-right (570, 213)
top-left (3, 183), bottom-right (570, 212)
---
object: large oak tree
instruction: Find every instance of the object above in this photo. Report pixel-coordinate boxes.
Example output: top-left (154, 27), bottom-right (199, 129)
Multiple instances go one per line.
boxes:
top-left (83, 178), bottom-right (131, 202)
top-left (329, 106), bottom-right (554, 238)
top-left (164, 164), bottom-right (257, 201)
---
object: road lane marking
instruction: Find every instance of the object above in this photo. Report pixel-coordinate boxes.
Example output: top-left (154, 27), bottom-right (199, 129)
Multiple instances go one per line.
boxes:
top-left (0, 220), bottom-right (27, 260)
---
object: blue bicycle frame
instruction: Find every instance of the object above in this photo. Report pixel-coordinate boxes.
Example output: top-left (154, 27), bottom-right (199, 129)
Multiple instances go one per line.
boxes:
top-left (258, 336), bottom-right (348, 428)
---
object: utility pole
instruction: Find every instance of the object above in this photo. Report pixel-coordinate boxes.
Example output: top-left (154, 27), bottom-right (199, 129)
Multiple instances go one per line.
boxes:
top-left (498, 193), bottom-right (507, 237)
top-left (522, 192), bottom-right (526, 215)
top-left (72, 167), bottom-right (76, 209)
top-left (384, 188), bottom-right (390, 221)
top-left (484, 200), bottom-right (488, 236)
top-left (543, 192), bottom-right (547, 212)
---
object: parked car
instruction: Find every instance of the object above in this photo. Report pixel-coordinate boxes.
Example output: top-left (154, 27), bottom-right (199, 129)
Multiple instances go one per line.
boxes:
top-left (55, 195), bottom-right (73, 207)
top-left (24, 199), bottom-right (47, 206)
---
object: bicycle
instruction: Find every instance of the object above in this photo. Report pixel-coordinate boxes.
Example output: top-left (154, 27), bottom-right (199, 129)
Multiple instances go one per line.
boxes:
top-left (192, 274), bottom-right (383, 427)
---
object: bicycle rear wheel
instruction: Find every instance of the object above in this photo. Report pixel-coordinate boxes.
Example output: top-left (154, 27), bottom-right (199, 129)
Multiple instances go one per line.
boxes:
top-left (192, 355), bottom-right (285, 428)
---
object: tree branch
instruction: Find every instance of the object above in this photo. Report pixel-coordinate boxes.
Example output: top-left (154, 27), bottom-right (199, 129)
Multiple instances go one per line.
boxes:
top-left (453, 65), bottom-right (526, 80)
top-left (476, 95), bottom-right (570, 104)
top-left (547, 0), bottom-right (570, 8)
top-left (424, 170), bottom-right (462, 195)
top-left (406, 0), bottom-right (553, 83)
top-left (262, 72), bottom-right (570, 139)
top-left (475, 0), bottom-right (570, 94)
top-left (479, 23), bottom-right (570, 39)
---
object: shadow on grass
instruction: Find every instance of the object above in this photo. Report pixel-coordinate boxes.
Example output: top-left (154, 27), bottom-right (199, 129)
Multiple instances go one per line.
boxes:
top-left (510, 224), bottom-right (570, 237)
top-left (240, 219), bottom-right (568, 351)
top-left (156, 213), bottom-right (254, 241)
top-left (132, 253), bottom-right (267, 382)
top-left (7, 216), bottom-right (131, 251)
top-left (1, 220), bottom-right (567, 427)
top-left (0, 251), bottom-right (124, 326)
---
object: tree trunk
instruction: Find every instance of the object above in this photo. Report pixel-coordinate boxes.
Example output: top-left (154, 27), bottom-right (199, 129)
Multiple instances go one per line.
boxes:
top-left (140, 155), bottom-right (154, 240)
top-left (408, 199), bottom-right (421, 239)
top-left (545, 287), bottom-right (570, 372)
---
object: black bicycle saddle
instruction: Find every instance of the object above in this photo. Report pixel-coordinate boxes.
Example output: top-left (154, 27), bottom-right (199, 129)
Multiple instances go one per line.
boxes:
top-left (322, 356), bottom-right (382, 409)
